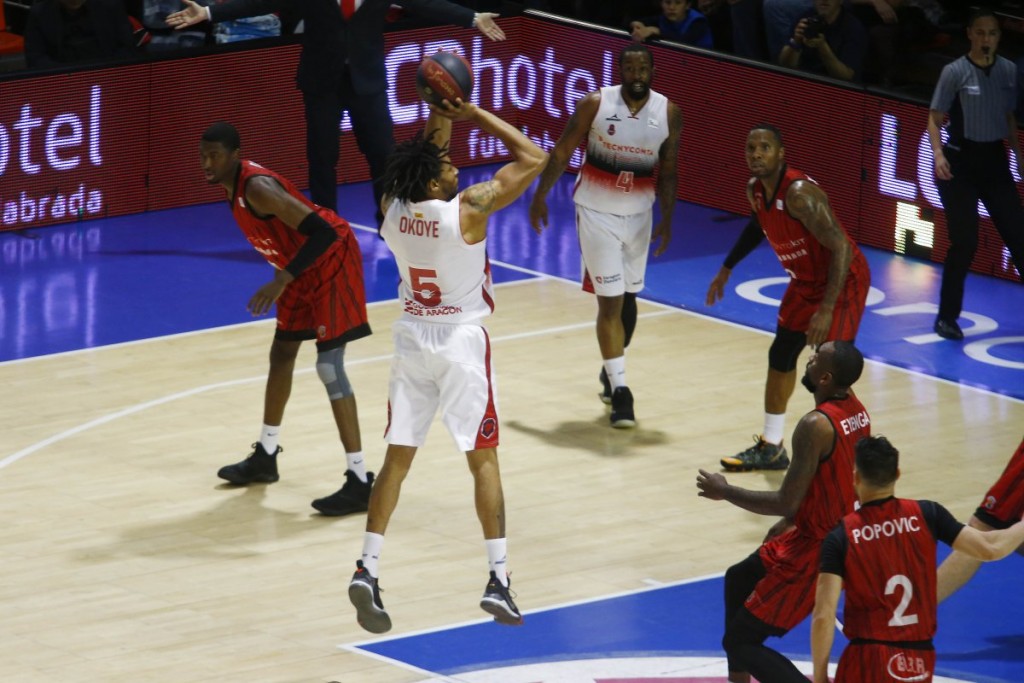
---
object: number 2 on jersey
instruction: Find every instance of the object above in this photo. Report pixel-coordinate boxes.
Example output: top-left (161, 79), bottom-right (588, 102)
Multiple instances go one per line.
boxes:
top-left (885, 574), bottom-right (919, 627)
top-left (409, 267), bottom-right (442, 307)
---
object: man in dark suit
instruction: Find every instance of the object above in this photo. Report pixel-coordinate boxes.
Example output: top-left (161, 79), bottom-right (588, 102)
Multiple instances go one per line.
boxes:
top-left (24, 0), bottom-right (138, 69)
top-left (168, 0), bottom-right (505, 219)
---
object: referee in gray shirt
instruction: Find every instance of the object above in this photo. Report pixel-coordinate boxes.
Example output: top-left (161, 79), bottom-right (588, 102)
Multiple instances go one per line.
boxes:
top-left (927, 7), bottom-right (1024, 341)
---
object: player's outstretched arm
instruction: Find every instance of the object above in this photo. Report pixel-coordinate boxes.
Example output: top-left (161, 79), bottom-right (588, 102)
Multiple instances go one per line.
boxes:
top-left (528, 92), bottom-right (600, 234)
top-left (937, 515), bottom-right (1005, 603)
top-left (952, 517), bottom-right (1024, 562)
top-left (697, 411), bottom-right (831, 517)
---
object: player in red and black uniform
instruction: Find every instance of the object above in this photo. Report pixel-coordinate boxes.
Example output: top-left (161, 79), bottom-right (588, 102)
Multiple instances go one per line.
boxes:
top-left (697, 340), bottom-right (869, 683)
top-left (937, 435), bottom-right (1024, 602)
top-left (199, 121), bottom-right (373, 516)
top-left (812, 436), bottom-right (1024, 683)
top-left (706, 124), bottom-right (871, 473)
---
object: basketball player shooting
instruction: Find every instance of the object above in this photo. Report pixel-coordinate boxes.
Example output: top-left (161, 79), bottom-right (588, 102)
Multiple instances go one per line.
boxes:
top-left (347, 94), bottom-right (548, 633)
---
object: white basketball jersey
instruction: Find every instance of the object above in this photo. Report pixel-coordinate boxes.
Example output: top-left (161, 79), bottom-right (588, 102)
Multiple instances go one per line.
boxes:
top-left (573, 86), bottom-right (669, 216)
top-left (382, 195), bottom-right (494, 324)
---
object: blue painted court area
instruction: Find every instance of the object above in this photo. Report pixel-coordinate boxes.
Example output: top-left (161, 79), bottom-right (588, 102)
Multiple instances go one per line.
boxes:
top-left (0, 182), bottom-right (532, 361)
top-left (355, 546), bottom-right (1024, 682)
top-left (635, 206), bottom-right (1024, 401)
top-left (7, 166), bottom-right (1019, 400)
top-left (2, 165), bottom-right (1022, 680)
top-left (2, 165), bottom-right (1021, 402)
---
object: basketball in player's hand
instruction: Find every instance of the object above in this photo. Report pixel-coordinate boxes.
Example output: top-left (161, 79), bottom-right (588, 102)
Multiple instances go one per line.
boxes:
top-left (416, 51), bottom-right (473, 107)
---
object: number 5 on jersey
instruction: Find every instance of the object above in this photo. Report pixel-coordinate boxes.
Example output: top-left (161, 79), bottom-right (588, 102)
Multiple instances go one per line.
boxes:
top-left (410, 267), bottom-right (442, 307)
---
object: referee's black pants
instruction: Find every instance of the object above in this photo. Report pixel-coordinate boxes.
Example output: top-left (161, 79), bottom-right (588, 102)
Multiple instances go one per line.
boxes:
top-left (302, 67), bottom-right (395, 222)
top-left (722, 551), bottom-right (808, 683)
top-left (935, 141), bottom-right (1024, 322)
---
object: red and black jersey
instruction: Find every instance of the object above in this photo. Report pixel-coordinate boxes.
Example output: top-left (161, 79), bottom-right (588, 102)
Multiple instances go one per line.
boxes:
top-left (229, 160), bottom-right (370, 346)
top-left (794, 393), bottom-right (869, 539)
top-left (748, 393), bottom-right (869, 629)
top-left (822, 498), bottom-right (964, 644)
top-left (231, 160), bottom-right (349, 271)
top-left (752, 165), bottom-right (869, 288)
top-left (976, 436), bottom-right (1024, 529)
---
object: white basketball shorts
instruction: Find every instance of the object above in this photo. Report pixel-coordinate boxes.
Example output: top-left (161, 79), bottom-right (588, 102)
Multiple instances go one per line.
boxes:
top-left (575, 204), bottom-right (653, 297)
top-left (384, 319), bottom-right (500, 452)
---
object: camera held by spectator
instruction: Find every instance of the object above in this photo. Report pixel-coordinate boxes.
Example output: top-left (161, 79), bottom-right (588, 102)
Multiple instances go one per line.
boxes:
top-left (779, 0), bottom-right (867, 82)
top-left (803, 15), bottom-right (827, 40)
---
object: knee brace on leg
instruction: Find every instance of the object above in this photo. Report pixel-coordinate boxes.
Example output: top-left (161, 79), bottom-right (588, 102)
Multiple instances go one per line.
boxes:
top-left (316, 344), bottom-right (353, 400)
top-left (767, 328), bottom-right (806, 373)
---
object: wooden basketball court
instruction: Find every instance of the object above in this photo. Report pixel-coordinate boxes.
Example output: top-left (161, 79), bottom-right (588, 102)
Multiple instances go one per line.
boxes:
top-left (2, 276), bottom-right (1020, 682)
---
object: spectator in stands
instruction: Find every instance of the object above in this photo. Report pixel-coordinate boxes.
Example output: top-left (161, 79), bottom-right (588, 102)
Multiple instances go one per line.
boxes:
top-left (698, 0), bottom-right (733, 52)
top-left (778, 0), bottom-right (867, 81)
top-left (630, 0), bottom-right (714, 49)
top-left (849, 0), bottom-right (941, 86)
top-left (764, 0), bottom-right (813, 60)
top-left (731, 0), bottom-right (770, 60)
top-left (24, 0), bottom-right (138, 69)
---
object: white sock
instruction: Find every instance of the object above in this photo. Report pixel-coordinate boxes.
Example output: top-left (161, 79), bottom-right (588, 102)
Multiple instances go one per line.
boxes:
top-left (346, 451), bottom-right (368, 482)
top-left (486, 538), bottom-right (509, 586)
top-left (603, 356), bottom-right (626, 390)
top-left (361, 532), bottom-right (385, 577)
top-left (763, 413), bottom-right (786, 446)
top-left (259, 424), bottom-right (280, 455)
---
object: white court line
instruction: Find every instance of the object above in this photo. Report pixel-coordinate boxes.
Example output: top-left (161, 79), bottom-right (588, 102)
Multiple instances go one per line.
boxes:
top-left (0, 221), bottom-right (551, 369)
top-left (0, 309), bottom-right (666, 471)
top-left (357, 222), bottom-right (1023, 406)
top-left (3, 220), bottom-right (1019, 470)
top-left (5, 220), bottom-right (1020, 407)
top-left (340, 569), bottom-right (727, 649)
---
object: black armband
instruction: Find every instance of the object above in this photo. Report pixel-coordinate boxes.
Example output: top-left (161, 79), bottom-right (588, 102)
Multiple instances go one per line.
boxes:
top-left (285, 212), bottom-right (337, 278)
top-left (723, 215), bottom-right (765, 270)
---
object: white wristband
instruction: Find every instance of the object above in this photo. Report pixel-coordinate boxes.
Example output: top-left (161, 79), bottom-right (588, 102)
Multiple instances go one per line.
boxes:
top-left (205, 5), bottom-right (212, 21)
top-left (472, 12), bottom-right (479, 28)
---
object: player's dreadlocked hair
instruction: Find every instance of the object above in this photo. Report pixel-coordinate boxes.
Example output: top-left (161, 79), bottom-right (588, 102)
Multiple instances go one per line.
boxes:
top-left (380, 129), bottom-right (450, 203)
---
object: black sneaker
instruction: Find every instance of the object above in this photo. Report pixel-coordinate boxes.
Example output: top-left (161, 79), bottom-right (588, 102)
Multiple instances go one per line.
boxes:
top-left (217, 442), bottom-right (280, 484)
top-left (348, 560), bottom-right (391, 633)
top-left (311, 471), bottom-right (374, 516)
top-left (933, 317), bottom-right (964, 341)
top-left (720, 435), bottom-right (790, 472)
top-left (599, 368), bottom-right (612, 404)
top-left (610, 386), bottom-right (636, 428)
top-left (479, 571), bottom-right (523, 626)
